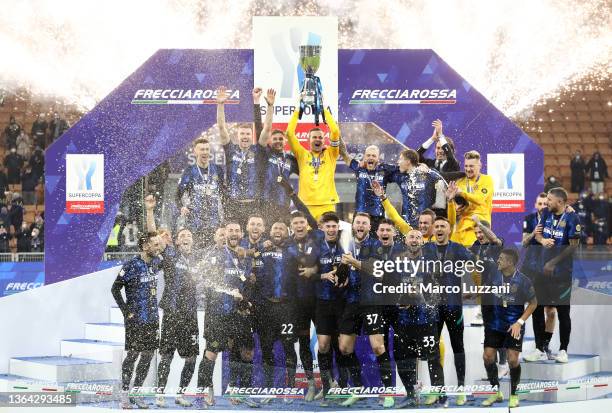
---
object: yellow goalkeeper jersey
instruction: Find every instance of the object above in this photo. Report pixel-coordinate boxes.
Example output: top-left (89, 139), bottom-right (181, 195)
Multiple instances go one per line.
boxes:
top-left (286, 108), bottom-right (340, 206)
top-left (450, 173), bottom-right (494, 246)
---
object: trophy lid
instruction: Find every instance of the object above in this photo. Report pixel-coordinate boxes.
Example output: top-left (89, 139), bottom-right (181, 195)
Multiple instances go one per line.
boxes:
top-left (299, 45), bottom-right (322, 56)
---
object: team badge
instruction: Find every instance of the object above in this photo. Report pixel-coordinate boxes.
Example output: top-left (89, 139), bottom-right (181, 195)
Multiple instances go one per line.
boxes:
top-left (481, 188), bottom-right (488, 194)
top-left (560, 221), bottom-right (566, 228)
top-left (511, 284), bottom-right (518, 293)
top-left (213, 174), bottom-right (219, 182)
top-left (248, 151), bottom-right (255, 160)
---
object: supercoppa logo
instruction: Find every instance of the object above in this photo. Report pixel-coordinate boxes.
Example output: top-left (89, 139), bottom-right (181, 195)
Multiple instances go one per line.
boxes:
top-left (497, 159), bottom-right (517, 190)
top-left (74, 157), bottom-right (97, 191)
top-left (269, 28), bottom-right (320, 99)
top-left (66, 154), bottom-right (105, 214)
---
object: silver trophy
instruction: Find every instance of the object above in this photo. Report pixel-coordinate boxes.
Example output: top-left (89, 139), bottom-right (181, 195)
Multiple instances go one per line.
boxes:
top-left (299, 45), bottom-right (326, 125)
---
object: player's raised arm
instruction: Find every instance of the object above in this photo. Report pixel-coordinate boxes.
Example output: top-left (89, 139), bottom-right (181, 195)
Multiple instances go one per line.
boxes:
top-left (471, 214), bottom-right (502, 246)
top-left (417, 119), bottom-right (441, 162)
top-left (372, 180), bottom-right (412, 235)
top-left (258, 88), bottom-right (276, 147)
top-left (338, 137), bottom-right (353, 165)
top-left (446, 181), bottom-right (458, 229)
top-left (252, 87), bottom-right (263, 143)
top-left (286, 102), bottom-right (305, 157)
top-left (216, 86), bottom-right (231, 146)
top-left (323, 107), bottom-right (340, 157)
top-left (144, 195), bottom-right (157, 233)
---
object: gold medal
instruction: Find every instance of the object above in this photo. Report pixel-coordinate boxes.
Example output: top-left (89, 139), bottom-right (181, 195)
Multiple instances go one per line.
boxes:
top-left (503, 299), bottom-right (507, 308)
top-left (151, 288), bottom-right (157, 296)
top-left (237, 168), bottom-right (242, 175)
top-left (277, 176), bottom-right (282, 183)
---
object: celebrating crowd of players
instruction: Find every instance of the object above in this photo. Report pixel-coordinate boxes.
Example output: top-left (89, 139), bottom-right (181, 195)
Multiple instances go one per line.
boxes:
top-left (112, 87), bottom-right (581, 409)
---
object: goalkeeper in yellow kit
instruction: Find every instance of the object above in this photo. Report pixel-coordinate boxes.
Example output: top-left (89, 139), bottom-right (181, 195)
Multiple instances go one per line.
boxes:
top-left (286, 99), bottom-right (340, 221)
top-left (449, 150), bottom-right (494, 247)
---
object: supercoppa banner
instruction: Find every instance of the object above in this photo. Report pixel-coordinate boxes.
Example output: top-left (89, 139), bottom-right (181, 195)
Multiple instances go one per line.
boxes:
top-left (253, 16), bottom-right (338, 123)
top-left (45, 49), bottom-right (543, 284)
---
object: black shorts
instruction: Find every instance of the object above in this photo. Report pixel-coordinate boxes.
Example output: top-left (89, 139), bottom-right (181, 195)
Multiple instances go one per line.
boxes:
top-left (204, 312), bottom-right (254, 353)
top-left (339, 303), bottom-right (385, 336)
top-left (383, 305), bottom-right (399, 333)
top-left (314, 298), bottom-right (344, 336)
top-left (530, 272), bottom-right (572, 306)
top-left (260, 300), bottom-right (298, 343)
top-left (484, 327), bottom-right (523, 352)
top-left (125, 320), bottom-right (159, 352)
top-left (395, 322), bottom-right (439, 359)
top-left (160, 310), bottom-right (199, 358)
top-left (251, 299), bottom-right (267, 334)
top-left (295, 299), bottom-right (316, 334)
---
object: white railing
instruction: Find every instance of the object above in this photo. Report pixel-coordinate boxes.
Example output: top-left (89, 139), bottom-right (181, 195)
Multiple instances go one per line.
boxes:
top-left (0, 252), bottom-right (140, 262)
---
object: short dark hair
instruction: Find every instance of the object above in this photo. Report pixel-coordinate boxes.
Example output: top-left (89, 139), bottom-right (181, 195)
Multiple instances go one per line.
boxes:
top-left (548, 187), bottom-right (568, 202)
top-left (247, 215), bottom-right (265, 225)
top-left (500, 248), bottom-right (520, 266)
top-left (224, 220), bottom-right (241, 229)
top-left (419, 209), bottom-right (436, 221)
top-left (399, 149), bottom-right (419, 166)
top-left (271, 129), bottom-right (285, 136)
top-left (138, 231), bottom-right (158, 250)
top-left (319, 212), bottom-right (339, 224)
top-left (290, 211), bottom-right (307, 221)
top-left (377, 218), bottom-right (396, 228)
top-left (353, 212), bottom-right (371, 223)
top-left (193, 137), bottom-right (209, 147)
top-left (434, 216), bottom-right (450, 225)
top-left (479, 219), bottom-right (491, 229)
top-left (309, 127), bottom-right (324, 137)
top-left (237, 123), bottom-right (253, 131)
top-left (538, 192), bottom-right (548, 198)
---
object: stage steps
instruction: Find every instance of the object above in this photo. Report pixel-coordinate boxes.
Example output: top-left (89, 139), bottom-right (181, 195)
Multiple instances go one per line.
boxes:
top-left (8, 356), bottom-right (115, 382)
top-left (522, 354), bottom-right (600, 381)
